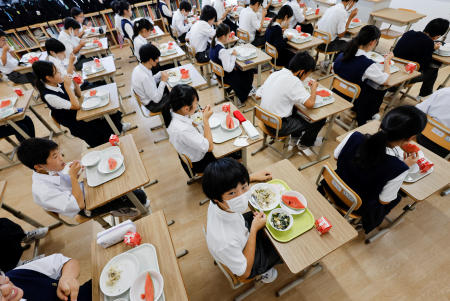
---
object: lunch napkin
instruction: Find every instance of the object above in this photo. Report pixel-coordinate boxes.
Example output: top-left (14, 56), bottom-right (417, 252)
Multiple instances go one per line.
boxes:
top-left (97, 220), bottom-right (136, 248)
top-left (242, 120), bottom-right (260, 140)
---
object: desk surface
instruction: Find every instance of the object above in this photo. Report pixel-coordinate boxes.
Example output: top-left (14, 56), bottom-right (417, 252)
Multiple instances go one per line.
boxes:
top-left (82, 56), bottom-right (116, 82)
top-left (146, 26), bottom-right (168, 41)
top-left (262, 159), bottom-right (358, 274)
top-left (314, 0), bottom-right (336, 7)
top-left (385, 59), bottom-right (421, 88)
top-left (157, 36), bottom-right (186, 65)
top-left (347, 23), bottom-right (367, 36)
top-left (167, 63), bottom-right (207, 89)
top-left (370, 8), bottom-right (426, 25)
top-left (305, 11), bottom-right (323, 23)
top-left (234, 44), bottom-right (272, 71)
top-left (432, 53), bottom-right (450, 65)
top-left (80, 37), bottom-right (108, 57)
top-left (76, 83), bottom-right (120, 121)
top-left (91, 210), bottom-right (189, 300)
top-left (0, 89), bottom-right (34, 124)
top-left (288, 36), bottom-right (324, 52)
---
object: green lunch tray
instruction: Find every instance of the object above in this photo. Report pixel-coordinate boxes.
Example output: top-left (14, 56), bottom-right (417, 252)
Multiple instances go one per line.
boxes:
top-left (264, 179), bottom-right (315, 243)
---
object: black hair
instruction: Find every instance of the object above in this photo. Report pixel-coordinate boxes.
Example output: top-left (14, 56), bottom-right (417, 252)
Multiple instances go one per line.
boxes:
top-left (200, 5), bottom-right (217, 22)
top-left (342, 0), bottom-right (359, 2)
top-left (32, 61), bottom-right (57, 99)
top-left (269, 5), bottom-right (293, 28)
top-left (64, 17), bottom-right (81, 30)
top-left (179, 1), bottom-right (192, 12)
top-left (342, 25), bottom-right (380, 61)
top-left (132, 18), bottom-right (154, 40)
top-left (70, 7), bottom-right (83, 18)
top-left (17, 138), bottom-right (59, 170)
top-left (250, 0), bottom-right (263, 6)
top-left (355, 105), bottom-right (427, 169)
top-left (287, 51), bottom-right (315, 74)
top-left (111, 0), bottom-right (120, 14)
top-left (211, 23), bottom-right (230, 48)
top-left (139, 43), bottom-right (161, 63)
top-left (116, 1), bottom-right (131, 16)
top-left (162, 84), bottom-right (199, 126)
top-left (202, 158), bottom-right (250, 202)
top-left (423, 18), bottom-right (449, 38)
top-left (45, 38), bottom-right (66, 55)
top-left (0, 29), bottom-right (6, 37)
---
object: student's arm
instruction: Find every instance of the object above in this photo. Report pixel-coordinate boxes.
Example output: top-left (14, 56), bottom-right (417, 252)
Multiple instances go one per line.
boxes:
top-left (250, 170), bottom-right (272, 182)
top-left (221, 7), bottom-right (232, 22)
top-left (67, 53), bottom-right (76, 76)
top-left (257, 9), bottom-right (267, 31)
top-left (68, 161), bottom-right (85, 210)
top-left (241, 211), bottom-right (266, 279)
top-left (63, 75), bottom-right (81, 110)
top-left (72, 39), bottom-right (86, 54)
top-left (382, 52), bottom-right (393, 77)
top-left (1, 44), bottom-right (10, 66)
top-left (73, 80), bottom-right (82, 98)
top-left (219, 48), bottom-right (236, 72)
top-left (303, 79), bottom-right (318, 108)
top-left (202, 105), bottom-right (214, 151)
top-left (56, 259), bottom-right (81, 301)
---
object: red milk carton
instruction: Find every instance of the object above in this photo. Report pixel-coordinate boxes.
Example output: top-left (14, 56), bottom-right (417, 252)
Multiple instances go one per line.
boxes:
top-left (109, 134), bottom-right (120, 146)
top-left (315, 216), bottom-right (332, 234)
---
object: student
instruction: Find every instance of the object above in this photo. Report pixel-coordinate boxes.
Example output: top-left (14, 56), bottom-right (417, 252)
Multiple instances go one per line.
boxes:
top-left (186, 5), bottom-right (217, 63)
top-left (158, 0), bottom-right (173, 36)
top-left (17, 138), bottom-right (149, 218)
top-left (132, 18), bottom-right (154, 61)
top-left (112, 0), bottom-right (125, 37)
top-left (204, 158), bottom-right (280, 282)
top-left (415, 87), bottom-right (450, 158)
top-left (58, 17), bottom-right (90, 71)
top-left (316, 0), bottom-right (358, 53)
top-left (333, 25), bottom-right (394, 125)
top-left (32, 61), bottom-right (128, 147)
top-left (172, 1), bottom-right (193, 43)
top-left (213, 0), bottom-right (237, 33)
top-left (163, 84), bottom-right (216, 174)
top-left (0, 30), bottom-right (36, 84)
top-left (320, 105), bottom-right (427, 234)
top-left (2, 253), bottom-right (92, 301)
top-left (131, 44), bottom-right (169, 113)
top-left (70, 7), bottom-right (92, 38)
top-left (265, 5), bottom-right (295, 68)
top-left (117, 1), bottom-right (134, 41)
top-left (210, 24), bottom-right (255, 105)
top-left (45, 38), bottom-right (76, 78)
top-left (393, 18), bottom-right (449, 99)
top-left (257, 52), bottom-right (325, 148)
top-left (284, 0), bottom-right (313, 34)
top-left (238, 0), bottom-right (267, 47)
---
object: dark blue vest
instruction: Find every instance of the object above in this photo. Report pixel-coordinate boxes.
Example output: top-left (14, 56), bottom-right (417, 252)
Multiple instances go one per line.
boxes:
top-left (333, 52), bottom-right (373, 90)
top-left (209, 43), bottom-right (224, 66)
top-left (41, 85), bottom-right (77, 125)
top-left (158, 1), bottom-right (171, 19)
top-left (121, 18), bottom-right (133, 40)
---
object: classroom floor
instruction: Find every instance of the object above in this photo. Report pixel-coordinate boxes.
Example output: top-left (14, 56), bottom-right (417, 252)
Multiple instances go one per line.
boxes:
top-left (1, 41), bottom-right (449, 301)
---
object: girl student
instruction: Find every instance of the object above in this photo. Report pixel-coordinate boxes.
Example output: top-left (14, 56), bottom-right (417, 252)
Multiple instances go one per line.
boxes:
top-left (320, 105), bottom-right (427, 234)
top-left (132, 18), bottom-right (155, 62)
top-left (265, 5), bottom-right (295, 68)
top-left (112, 0), bottom-right (125, 37)
top-left (117, 1), bottom-right (134, 41)
top-left (186, 5), bottom-right (217, 63)
top-left (210, 23), bottom-right (255, 105)
top-left (32, 61), bottom-right (129, 147)
top-left (333, 25), bottom-right (394, 125)
top-left (284, 0), bottom-right (313, 34)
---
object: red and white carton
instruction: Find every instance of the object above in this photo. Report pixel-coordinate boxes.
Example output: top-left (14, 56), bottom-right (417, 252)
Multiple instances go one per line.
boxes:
top-left (315, 216), bottom-right (332, 234)
top-left (405, 63), bottom-right (416, 74)
top-left (315, 7), bottom-right (320, 15)
top-left (222, 103), bottom-right (231, 113)
top-left (14, 89), bottom-right (24, 96)
top-left (124, 231), bottom-right (142, 247)
top-left (109, 134), bottom-right (120, 146)
top-left (296, 25), bottom-right (302, 33)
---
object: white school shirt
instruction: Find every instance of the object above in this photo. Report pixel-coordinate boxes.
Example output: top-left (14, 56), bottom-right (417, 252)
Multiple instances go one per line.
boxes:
top-left (216, 40), bottom-right (236, 72)
top-left (122, 18), bottom-right (134, 41)
top-left (14, 254), bottom-right (71, 280)
top-left (257, 68), bottom-right (310, 118)
top-left (43, 84), bottom-right (72, 110)
top-left (167, 111), bottom-right (209, 162)
top-left (114, 14), bottom-right (124, 36)
top-left (206, 202), bottom-right (249, 276)
top-left (58, 30), bottom-right (80, 59)
top-left (334, 132), bottom-right (409, 203)
top-left (416, 87), bottom-right (450, 128)
top-left (285, 1), bottom-right (305, 29)
top-left (172, 9), bottom-right (191, 36)
top-left (214, 0), bottom-right (226, 21)
top-left (32, 171), bottom-right (84, 218)
top-left (358, 49), bottom-right (389, 85)
top-left (186, 20), bottom-right (216, 53)
top-left (0, 49), bottom-right (18, 75)
top-left (317, 2), bottom-right (348, 41)
top-left (239, 7), bottom-right (260, 42)
top-left (131, 64), bottom-right (166, 105)
top-left (133, 34), bottom-right (147, 61)
top-left (202, 0), bottom-right (212, 8)
top-left (47, 55), bottom-right (69, 77)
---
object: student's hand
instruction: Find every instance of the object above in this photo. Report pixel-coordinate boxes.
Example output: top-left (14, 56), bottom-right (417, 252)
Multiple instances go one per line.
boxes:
top-left (232, 49), bottom-right (238, 56)
top-left (251, 170), bottom-right (272, 182)
top-left (87, 21), bottom-right (93, 27)
top-left (403, 151), bottom-right (418, 167)
top-left (434, 42), bottom-right (442, 50)
top-left (79, 40), bottom-right (87, 47)
top-left (251, 211), bottom-right (267, 231)
top-left (309, 79), bottom-right (318, 92)
top-left (63, 75), bottom-right (73, 87)
top-left (68, 161), bottom-right (82, 178)
top-left (262, 8), bottom-right (268, 17)
top-left (384, 52), bottom-right (394, 63)
top-left (0, 275), bottom-right (24, 301)
top-left (286, 33), bottom-right (293, 41)
top-left (350, 8), bottom-right (358, 18)
top-left (69, 53), bottom-right (76, 63)
top-left (226, 6), bottom-right (232, 13)
top-left (202, 104), bottom-right (213, 120)
top-left (160, 71), bottom-right (169, 82)
top-left (56, 275), bottom-right (80, 301)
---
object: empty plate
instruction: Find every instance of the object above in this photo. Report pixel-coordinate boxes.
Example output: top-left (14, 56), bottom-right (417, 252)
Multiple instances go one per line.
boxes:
top-left (208, 113), bottom-right (223, 128)
top-left (82, 96), bottom-right (102, 110)
top-left (100, 253), bottom-right (139, 297)
top-left (81, 151), bottom-right (101, 167)
top-left (97, 153), bottom-right (124, 174)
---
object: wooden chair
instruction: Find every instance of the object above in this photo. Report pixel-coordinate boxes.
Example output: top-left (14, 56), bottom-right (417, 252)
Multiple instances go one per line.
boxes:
top-left (380, 8), bottom-right (416, 49)
top-left (251, 105), bottom-right (293, 158)
top-left (124, 37), bottom-right (139, 63)
top-left (393, 58), bottom-right (420, 103)
top-left (422, 116), bottom-right (450, 160)
top-left (330, 75), bottom-right (361, 130)
top-left (313, 29), bottom-right (339, 80)
top-left (186, 43), bottom-right (213, 88)
top-left (170, 25), bottom-right (186, 49)
top-left (237, 28), bottom-right (250, 43)
top-left (178, 153), bottom-right (203, 185)
top-left (45, 210), bottom-right (112, 229)
top-left (209, 60), bottom-right (241, 107)
top-left (48, 111), bottom-right (73, 139)
top-left (133, 90), bottom-right (169, 143)
top-left (265, 42), bottom-right (283, 71)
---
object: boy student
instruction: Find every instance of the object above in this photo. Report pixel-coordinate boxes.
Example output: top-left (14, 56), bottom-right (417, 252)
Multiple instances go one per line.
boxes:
top-left (131, 44), bottom-right (169, 113)
top-left (213, 0), bottom-right (237, 33)
top-left (0, 30), bottom-right (36, 84)
top-left (257, 52), bottom-right (325, 148)
top-left (204, 158), bottom-right (281, 282)
top-left (238, 0), bottom-right (267, 47)
top-left (394, 18), bottom-right (450, 99)
top-left (70, 7), bottom-right (93, 38)
top-left (58, 17), bottom-right (91, 71)
top-left (172, 1), bottom-right (193, 43)
top-left (17, 138), bottom-right (149, 218)
top-left (186, 5), bottom-right (217, 63)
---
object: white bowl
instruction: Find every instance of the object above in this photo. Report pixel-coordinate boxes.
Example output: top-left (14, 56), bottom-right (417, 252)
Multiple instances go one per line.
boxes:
top-left (250, 183), bottom-right (281, 211)
top-left (268, 208), bottom-right (294, 232)
top-left (280, 191), bottom-right (307, 214)
top-left (97, 153), bottom-right (124, 174)
top-left (82, 96), bottom-right (102, 110)
top-left (208, 112), bottom-right (223, 128)
top-left (100, 253), bottom-right (139, 297)
top-left (220, 116), bottom-right (240, 131)
top-left (81, 151), bottom-right (101, 167)
top-left (129, 270), bottom-right (164, 301)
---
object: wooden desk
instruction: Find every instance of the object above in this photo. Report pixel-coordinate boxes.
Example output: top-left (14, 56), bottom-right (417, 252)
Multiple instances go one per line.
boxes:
top-left (314, 0), bottom-right (336, 8)
top-left (83, 134), bottom-right (150, 214)
top-left (336, 120), bottom-right (380, 143)
top-left (304, 11), bottom-right (323, 25)
top-left (166, 63), bottom-right (207, 90)
top-left (76, 83), bottom-right (121, 135)
top-left (234, 44), bottom-right (271, 87)
top-left (146, 26), bottom-right (168, 42)
top-left (0, 90), bottom-right (34, 140)
top-left (14, 51), bottom-right (48, 74)
top-left (261, 160), bottom-right (357, 295)
top-left (91, 211), bottom-right (188, 301)
top-left (347, 23), bottom-right (367, 37)
top-left (432, 53), bottom-right (450, 89)
top-left (82, 25), bottom-right (108, 39)
top-left (287, 36), bottom-right (324, 53)
top-left (82, 56), bottom-right (116, 84)
top-left (80, 37), bottom-right (109, 58)
top-left (156, 36), bottom-right (186, 67)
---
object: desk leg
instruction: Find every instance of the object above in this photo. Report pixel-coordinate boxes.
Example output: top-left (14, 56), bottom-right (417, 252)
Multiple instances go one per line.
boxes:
top-left (6, 120), bottom-right (30, 139)
top-left (174, 60), bottom-right (179, 67)
top-left (1, 203), bottom-right (44, 228)
top-left (383, 81), bottom-right (406, 115)
top-left (29, 106), bottom-right (63, 138)
top-left (126, 191), bottom-right (150, 216)
top-left (257, 64), bottom-right (262, 87)
top-left (103, 114), bottom-right (121, 135)
top-left (438, 72), bottom-right (450, 89)
top-left (276, 263), bottom-right (323, 297)
top-left (242, 147), bottom-right (248, 167)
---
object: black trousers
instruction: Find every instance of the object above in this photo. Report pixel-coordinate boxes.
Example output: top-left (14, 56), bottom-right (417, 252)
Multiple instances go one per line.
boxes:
top-left (417, 133), bottom-right (449, 158)
top-left (0, 115), bottom-right (35, 142)
top-left (7, 71), bottom-right (36, 85)
top-left (145, 88), bottom-right (170, 113)
top-left (0, 218), bottom-right (26, 272)
top-left (251, 33), bottom-right (266, 47)
top-left (223, 17), bottom-right (238, 33)
top-left (243, 212), bottom-right (282, 279)
top-left (293, 22), bottom-right (314, 35)
top-left (74, 55), bottom-right (93, 71)
top-left (408, 66), bottom-right (439, 97)
top-left (178, 32), bottom-right (187, 43)
top-left (275, 47), bottom-right (295, 67)
top-left (318, 38), bottom-right (349, 59)
top-left (224, 68), bottom-right (255, 103)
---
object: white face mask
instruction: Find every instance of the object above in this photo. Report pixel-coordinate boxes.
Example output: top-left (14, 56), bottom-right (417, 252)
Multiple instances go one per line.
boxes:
top-left (226, 190), bottom-right (250, 213)
top-left (56, 53), bottom-right (66, 61)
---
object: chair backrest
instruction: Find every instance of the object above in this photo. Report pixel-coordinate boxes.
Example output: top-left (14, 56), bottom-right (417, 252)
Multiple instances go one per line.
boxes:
top-left (186, 43), bottom-right (196, 57)
top-left (237, 28), bottom-right (250, 43)
top-left (330, 75), bottom-right (361, 103)
top-left (422, 116), bottom-right (450, 152)
top-left (316, 163), bottom-right (362, 219)
top-left (254, 105), bottom-right (283, 138)
top-left (179, 153), bottom-right (196, 178)
top-left (313, 29), bottom-right (332, 45)
top-left (391, 57), bottom-right (420, 71)
top-left (132, 89), bottom-right (151, 118)
top-left (210, 60), bottom-right (225, 78)
top-left (265, 42), bottom-right (278, 60)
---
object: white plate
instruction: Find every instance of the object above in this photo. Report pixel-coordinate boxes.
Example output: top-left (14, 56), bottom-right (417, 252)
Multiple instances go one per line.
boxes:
top-left (129, 270), bottom-right (164, 301)
top-left (250, 183), bottom-right (281, 211)
top-left (98, 153), bottom-right (124, 174)
top-left (83, 42), bottom-right (98, 49)
top-left (81, 151), bottom-right (101, 167)
top-left (0, 96), bottom-right (17, 111)
top-left (280, 191), bottom-right (307, 214)
top-left (220, 116), bottom-right (240, 131)
top-left (209, 112), bottom-right (223, 128)
top-left (367, 51), bottom-right (384, 63)
top-left (82, 96), bottom-right (102, 110)
top-left (0, 108), bottom-right (15, 119)
top-left (100, 253), bottom-right (140, 297)
top-left (191, 111), bottom-right (203, 125)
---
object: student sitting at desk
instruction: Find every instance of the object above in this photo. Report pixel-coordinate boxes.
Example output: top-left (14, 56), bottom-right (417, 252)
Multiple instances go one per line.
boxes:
top-left (333, 25), bottom-right (394, 125)
top-left (238, 0), bottom-right (267, 47)
top-left (320, 105), bottom-right (426, 234)
top-left (172, 1), bottom-right (193, 43)
top-left (112, 0), bottom-right (125, 37)
top-left (0, 30), bottom-right (36, 85)
top-left (58, 17), bottom-right (90, 71)
top-left (265, 5), bottom-right (295, 68)
top-left (284, 0), bottom-right (305, 32)
top-left (17, 138), bottom-right (149, 218)
top-left (257, 52), bottom-right (325, 148)
top-left (393, 18), bottom-right (449, 99)
top-left (32, 61), bottom-right (129, 147)
top-left (132, 18), bottom-right (155, 62)
top-left (158, 0), bottom-right (173, 36)
top-left (2, 253), bottom-right (92, 301)
top-left (213, 0), bottom-right (237, 33)
top-left (210, 24), bottom-right (255, 105)
top-left (186, 5), bottom-right (217, 63)
top-left (71, 7), bottom-right (93, 39)
top-left (204, 158), bottom-right (280, 282)
top-left (117, 0), bottom-right (134, 41)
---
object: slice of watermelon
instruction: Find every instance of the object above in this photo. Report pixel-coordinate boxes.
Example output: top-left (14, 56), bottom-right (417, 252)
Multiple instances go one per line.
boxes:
top-left (282, 195), bottom-right (305, 209)
top-left (316, 90), bottom-right (331, 97)
top-left (0, 100), bottom-right (11, 108)
top-left (108, 158), bottom-right (117, 170)
top-left (145, 272), bottom-right (154, 301)
top-left (352, 18), bottom-right (360, 22)
top-left (300, 33), bottom-right (309, 37)
top-left (226, 114), bottom-right (234, 129)
top-left (401, 143), bottom-right (420, 153)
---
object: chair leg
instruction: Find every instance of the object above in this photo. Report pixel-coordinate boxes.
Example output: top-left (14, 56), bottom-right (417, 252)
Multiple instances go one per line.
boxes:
top-left (199, 198), bottom-right (209, 206)
top-left (251, 134), bottom-right (268, 156)
top-left (167, 219), bottom-right (175, 226)
top-left (144, 179), bottom-right (158, 188)
top-left (93, 216), bottom-right (112, 229)
top-left (176, 249), bottom-right (189, 258)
